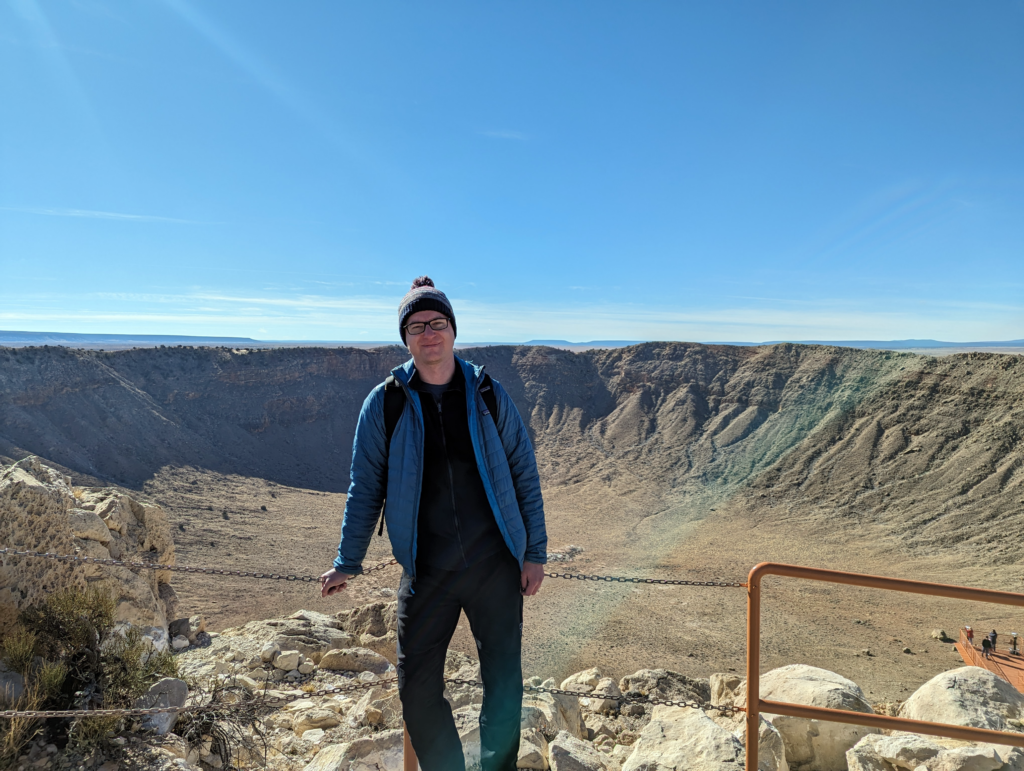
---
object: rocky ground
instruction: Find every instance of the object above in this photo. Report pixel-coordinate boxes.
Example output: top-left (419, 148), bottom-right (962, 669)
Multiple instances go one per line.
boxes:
top-left (10, 597), bottom-right (1024, 771)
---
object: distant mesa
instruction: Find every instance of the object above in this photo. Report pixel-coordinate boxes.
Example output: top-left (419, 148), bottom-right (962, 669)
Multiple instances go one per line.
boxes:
top-left (1, 330), bottom-right (1022, 353)
top-left (0, 330), bottom-right (259, 349)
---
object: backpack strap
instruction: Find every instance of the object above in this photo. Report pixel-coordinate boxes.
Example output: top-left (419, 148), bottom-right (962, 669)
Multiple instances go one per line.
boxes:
top-left (378, 376), bottom-right (406, 536)
top-left (383, 375), bottom-right (405, 444)
top-left (478, 373), bottom-right (499, 425)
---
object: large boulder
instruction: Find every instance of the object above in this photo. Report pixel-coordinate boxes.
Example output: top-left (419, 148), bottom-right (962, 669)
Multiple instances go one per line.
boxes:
top-left (221, 610), bottom-right (356, 661)
top-left (735, 664), bottom-right (877, 771)
top-left (549, 730), bottom-right (618, 771)
top-left (335, 600), bottom-right (397, 638)
top-left (621, 705), bottom-right (745, 771)
top-left (133, 677), bottom-right (188, 736)
top-left (523, 690), bottom-right (587, 740)
top-left (335, 601), bottom-right (398, 665)
top-left (0, 458), bottom-right (176, 637)
top-left (619, 669), bottom-right (710, 706)
top-left (319, 647), bottom-right (394, 675)
top-left (899, 667), bottom-right (1024, 731)
top-left (847, 733), bottom-right (1024, 771)
top-left (301, 729), bottom-right (405, 771)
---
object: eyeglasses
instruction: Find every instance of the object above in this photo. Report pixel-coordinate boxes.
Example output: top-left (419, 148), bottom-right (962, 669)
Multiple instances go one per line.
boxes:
top-left (404, 317), bottom-right (449, 336)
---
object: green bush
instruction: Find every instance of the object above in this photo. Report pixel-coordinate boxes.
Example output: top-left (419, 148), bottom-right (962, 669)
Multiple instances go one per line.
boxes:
top-left (2, 584), bottom-right (178, 754)
top-left (0, 628), bottom-right (37, 677)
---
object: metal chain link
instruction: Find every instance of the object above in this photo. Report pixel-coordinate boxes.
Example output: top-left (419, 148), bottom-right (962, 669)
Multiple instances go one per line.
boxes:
top-left (0, 547), bottom-right (398, 582)
top-left (1, 673), bottom-right (742, 718)
top-left (0, 705), bottom-right (201, 720)
top-left (447, 678), bottom-right (744, 716)
top-left (544, 570), bottom-right (746, 588)
top-left (1, 547), bottom-right (745, 587)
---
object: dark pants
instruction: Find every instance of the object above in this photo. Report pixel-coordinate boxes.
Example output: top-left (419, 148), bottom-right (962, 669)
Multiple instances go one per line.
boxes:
top-left (397, 552), bottom-right (523, 771)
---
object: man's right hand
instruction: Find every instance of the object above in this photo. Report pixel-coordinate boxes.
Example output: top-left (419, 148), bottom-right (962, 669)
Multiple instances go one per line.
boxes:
top-left (320, 568), bottom-right (353, 598)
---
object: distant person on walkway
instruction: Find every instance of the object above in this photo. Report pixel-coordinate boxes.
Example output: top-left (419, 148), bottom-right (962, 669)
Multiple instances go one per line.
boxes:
top-left (966, 626), bottom-right (974, 646)
top-left (989, 630), bottom-right (999, 653)
top-left (982, 636), bottom-right (993, 659)
top-left (319, 276), bottom-right (548, 771)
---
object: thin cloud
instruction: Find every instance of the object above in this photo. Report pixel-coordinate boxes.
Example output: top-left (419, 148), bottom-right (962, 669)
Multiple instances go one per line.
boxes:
top-left (480, 130), bottom-right (529, 141)
top-left (1, 207), bottom-right (208, 224)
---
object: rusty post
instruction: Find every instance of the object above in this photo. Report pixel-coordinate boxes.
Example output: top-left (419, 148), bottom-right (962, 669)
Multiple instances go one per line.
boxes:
top-left (746, 567), bottom-right (761, 771)
top-left (745, 562), bottom-right (1024, 767)
top-left (404, 723), bottom-right (417, 771)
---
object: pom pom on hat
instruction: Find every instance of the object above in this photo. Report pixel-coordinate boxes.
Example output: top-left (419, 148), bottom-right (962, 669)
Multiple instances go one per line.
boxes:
top-left (398, 276), bottom-right (456, 344)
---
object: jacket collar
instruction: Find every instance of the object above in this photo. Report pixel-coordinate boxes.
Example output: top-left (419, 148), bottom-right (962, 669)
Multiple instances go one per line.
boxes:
top-left (392, 355), bottom-right (484, 390)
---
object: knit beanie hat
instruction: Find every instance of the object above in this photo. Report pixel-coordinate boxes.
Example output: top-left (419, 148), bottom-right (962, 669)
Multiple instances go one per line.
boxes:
top-left (397, 276), bottom-right (457, 344)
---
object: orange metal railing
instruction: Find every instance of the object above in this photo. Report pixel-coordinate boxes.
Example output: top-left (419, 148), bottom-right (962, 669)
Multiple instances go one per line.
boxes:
top-left (746, 563), bottom-right (1024, 771)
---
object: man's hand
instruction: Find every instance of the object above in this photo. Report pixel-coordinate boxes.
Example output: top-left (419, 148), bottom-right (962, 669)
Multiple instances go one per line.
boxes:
top-left (521, 561), bottom-right (545, 596)
top-left (320, 568), bottom-right (353, 598)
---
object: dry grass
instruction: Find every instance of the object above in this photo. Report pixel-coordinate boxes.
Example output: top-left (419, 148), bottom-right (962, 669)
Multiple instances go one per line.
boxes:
top-left (0, 681), bottom-right (44, 768)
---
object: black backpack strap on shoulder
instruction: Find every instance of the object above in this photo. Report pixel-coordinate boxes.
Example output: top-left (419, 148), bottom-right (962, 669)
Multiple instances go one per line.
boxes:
top-left (478, 373), bottom-right (499, 426)
top-left (383, 375), bottom-right (405, 444)
top-left (378, 375), bottom-right (406, 536)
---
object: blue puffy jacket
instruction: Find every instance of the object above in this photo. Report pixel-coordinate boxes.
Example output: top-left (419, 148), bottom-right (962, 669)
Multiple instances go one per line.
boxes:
top-left (334, 356), bottom-right (548, 578)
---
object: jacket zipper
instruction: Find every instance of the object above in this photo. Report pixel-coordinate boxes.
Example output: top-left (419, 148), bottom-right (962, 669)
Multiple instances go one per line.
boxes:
top-left (436, 393), bottom-right (469, 569)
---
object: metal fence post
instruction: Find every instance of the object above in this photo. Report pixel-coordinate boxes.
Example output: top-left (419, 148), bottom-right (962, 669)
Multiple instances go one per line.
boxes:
top-left (404, 723), bottom-right (417, 771)
top-left (746, 567), bottom-right (761, 771)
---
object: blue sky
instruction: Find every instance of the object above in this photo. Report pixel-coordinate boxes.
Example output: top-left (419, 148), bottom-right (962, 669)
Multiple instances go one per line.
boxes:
top-left (1, 1), bottom-right (1022, 343)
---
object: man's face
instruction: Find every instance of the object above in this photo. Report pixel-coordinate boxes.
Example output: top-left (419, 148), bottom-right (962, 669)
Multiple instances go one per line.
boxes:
top-left (405, 309), bottom-right (455, 368)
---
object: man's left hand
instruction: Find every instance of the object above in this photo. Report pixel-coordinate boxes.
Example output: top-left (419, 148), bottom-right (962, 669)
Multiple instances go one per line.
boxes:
top-left (521, 561), bottom-right (545, 596)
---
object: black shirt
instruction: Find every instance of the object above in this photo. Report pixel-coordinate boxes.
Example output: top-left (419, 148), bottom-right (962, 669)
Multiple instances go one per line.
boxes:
top-left (411, 367), bottom-right (506, 572)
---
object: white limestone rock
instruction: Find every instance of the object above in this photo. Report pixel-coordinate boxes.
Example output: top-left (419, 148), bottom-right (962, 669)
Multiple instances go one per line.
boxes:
top-left (710, 673), bottom-right (744, 707)
top-left (549, 730), bottom-right (618, 771)
top-left (260, 642), bottom-right (280, 662)
top-left (69, 508), bottom-right (111, 544)
top-left (319, 647), bottom-right (394, 675)
top-left (274, 650), bottom-right (301, 671)
top-left (846, 733), bottom-right (1024, 771)
top-left (582, 677), bottom-right (622, 715)
top-left (301, 729), bottom-right (405, 771)
top-left (621, 705), bottom-right (743, 771)
top-left (562, 668), bottom-right (604, 691)
top-left (133, 677), bottom-right (188, 736)
top-left (0, 460), bottom-right (176, 638)
top-left (522, 690), bottom-right (586, 740)
top-left (293, 708), bottom-right (342, 736)
top-left (899, 667), bottom-right (1024, 731)
top-left (518, 727), bottom-right (550, 770)
top-left (735, 664), bottom-right (877, 771)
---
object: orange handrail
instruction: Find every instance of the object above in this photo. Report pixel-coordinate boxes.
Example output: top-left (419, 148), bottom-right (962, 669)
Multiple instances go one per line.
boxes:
top-left (747, 563), bottom-right (1024, 771)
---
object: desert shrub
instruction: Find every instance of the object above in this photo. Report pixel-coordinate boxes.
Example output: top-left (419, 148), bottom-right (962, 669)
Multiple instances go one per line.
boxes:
top-left (36, 660), bottom-right (68, 702)
top-left (13, 585), bottom-right (178, 750)
top-left (0, 628), bottom-right (37, 676)
top-left (21, 585), bottom-right (116, 662)
top-left (100, 626), bottom-right (177, 708)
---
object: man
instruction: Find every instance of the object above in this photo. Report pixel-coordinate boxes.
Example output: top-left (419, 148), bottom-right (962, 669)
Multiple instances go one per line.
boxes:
top-left (320, 276), bottom-right (548, 771)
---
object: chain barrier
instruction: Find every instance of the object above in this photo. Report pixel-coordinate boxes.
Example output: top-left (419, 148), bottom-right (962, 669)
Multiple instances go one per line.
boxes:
top-left (544, 571), bottom-right (746, 588)
top-left (0, 547), bottom-right (398, 582)
top-left (0, 548), bottom-right (746, 721)
top-left (1, 673), bottom-right (740, 719)
top-left (0, 548), bottom-right (746, 588)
